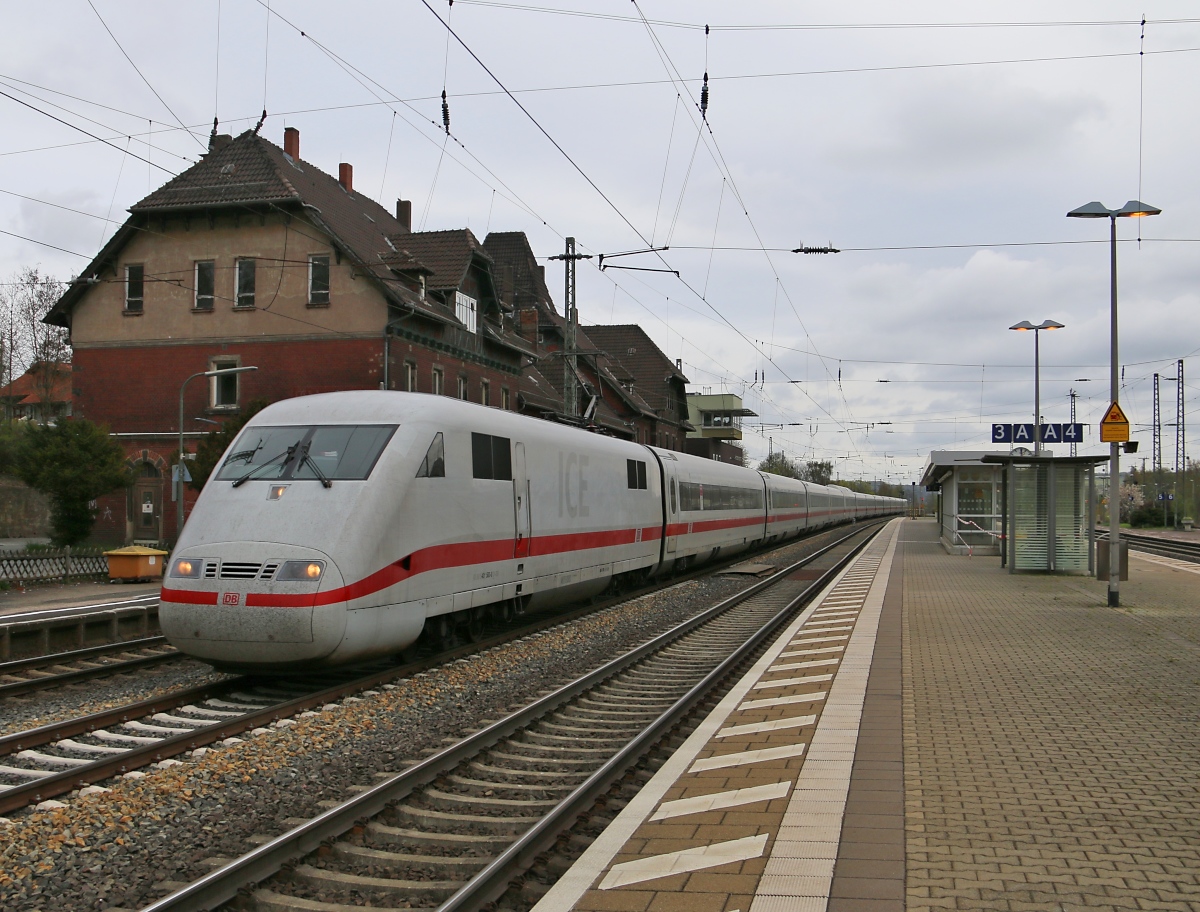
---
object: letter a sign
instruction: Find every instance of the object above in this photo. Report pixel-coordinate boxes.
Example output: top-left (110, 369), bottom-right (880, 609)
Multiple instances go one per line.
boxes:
top-left (1099, 401), bottom-right (1130, 443)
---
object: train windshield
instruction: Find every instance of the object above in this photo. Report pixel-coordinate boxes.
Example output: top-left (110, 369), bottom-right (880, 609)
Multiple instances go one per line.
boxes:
top-left (216, 425), bottom-right (397, 482)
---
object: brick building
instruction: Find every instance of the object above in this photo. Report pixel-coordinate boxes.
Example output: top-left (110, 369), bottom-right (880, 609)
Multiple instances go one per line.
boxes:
top-left (47, 127), bottom-right (530, 544)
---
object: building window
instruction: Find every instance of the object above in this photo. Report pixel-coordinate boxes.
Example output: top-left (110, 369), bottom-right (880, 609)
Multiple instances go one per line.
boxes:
top-left (125, 264), bottom-right (144, 312)
top-left (501, 387), bottom-right (510, 410)
top-left (309, 254), bottom-right (330, 305)
top-left (455, 291), bottom-right (477, 333)
top-left (210, 359), bottom-right (240, 409)
top-left (236, 258), bottom-right (256, 308)
top-left (404, 361), bottom-right (417, 392)
top-left (458, 375), bottom-right (468, 400)
top-left (194, 261), bottom-right (215, 311)
top-left (432, 366), bottom-right (444, 396)
top-left (480, 379), bottom-right (490, 407)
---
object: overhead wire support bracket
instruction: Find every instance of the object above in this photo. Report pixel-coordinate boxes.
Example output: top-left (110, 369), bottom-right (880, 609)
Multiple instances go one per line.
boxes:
top-left (600, 264), bottom-right (680, 277)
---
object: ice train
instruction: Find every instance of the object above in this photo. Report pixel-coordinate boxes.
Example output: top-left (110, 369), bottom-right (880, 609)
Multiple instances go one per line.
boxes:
top-left (160, 391), bottom-right (903, 671)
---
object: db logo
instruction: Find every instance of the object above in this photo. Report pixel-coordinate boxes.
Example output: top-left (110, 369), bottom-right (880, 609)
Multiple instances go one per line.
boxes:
top-left (221, 592), bottom-right (241, 606)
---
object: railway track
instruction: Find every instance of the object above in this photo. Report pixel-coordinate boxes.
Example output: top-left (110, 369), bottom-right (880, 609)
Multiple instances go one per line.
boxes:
top-left (0, 636), bottom-right (180, 699)
top-left (139, 521), bottom-right (885, 912)
top-left (1099, 530), bottom-right (1200, 564)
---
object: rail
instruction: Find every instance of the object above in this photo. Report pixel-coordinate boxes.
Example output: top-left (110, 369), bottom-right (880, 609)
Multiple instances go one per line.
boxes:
top-left (137, 521), bottom-right (883, 912)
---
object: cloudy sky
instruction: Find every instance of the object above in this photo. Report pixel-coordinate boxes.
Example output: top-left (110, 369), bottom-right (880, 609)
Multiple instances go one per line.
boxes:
top-left (3, 1), bottom-right (1198, 485)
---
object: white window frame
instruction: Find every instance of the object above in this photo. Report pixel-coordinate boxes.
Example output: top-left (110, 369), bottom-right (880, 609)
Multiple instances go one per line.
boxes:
top-left (404, 361), bottom-right (417, 392)
top-left (124, 264), bottom-right (144, 312)
top-left (455, 291), bottom-right (478, 333)
top-left (480, 379), bottom-right (490, 407)
top-left (458, 375), bottom-right (469, 400)
top-left (236, 258), bottom-right (256, 308)
top-left (432, 366), bottom-right (444, 396)
top-left (194, 260), bottom-right (215, 310)
top-left (308, 254), bottom-right (331, 305)
top-left (209, 358), bottom-right (241, 409)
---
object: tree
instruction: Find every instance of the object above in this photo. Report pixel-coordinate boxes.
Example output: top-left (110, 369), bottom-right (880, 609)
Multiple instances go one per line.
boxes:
top-left (804, 460), bottom-right (833, 485)
top-left (16, 419), bottom-right (132, 546)
top-left (757, 452), bottom-right (800, 478)
top-left (0, 266), bottom-right (69, 394)
top-left (187, 400), bottom-right (269, 491)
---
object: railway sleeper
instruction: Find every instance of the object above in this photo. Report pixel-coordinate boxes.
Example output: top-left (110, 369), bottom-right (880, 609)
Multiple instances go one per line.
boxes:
top-left (333, 841), bottom-right (492, 875)
top-left (447, 773), bottom-right (577, 797)
top-left (289, 863), bottom-right (461, 901)
top-left (367, 821), bottom-right (509, 851)
top-left (253, 886), bottom-right (436, 912)
top-left (521, 729), bottom-right (631, 747)
top-left (484, 748), bottom-right (597, 769)
top-left (391, 803), bottom-right (535, 834)
top-left (556, 703), bottom-right (665, 718)
top-left (421, 786), bottom-right (558, 812)
top-left (502, 740), bottom-right (616, 757)
top-left (468, 760), bottom-right (590, 783)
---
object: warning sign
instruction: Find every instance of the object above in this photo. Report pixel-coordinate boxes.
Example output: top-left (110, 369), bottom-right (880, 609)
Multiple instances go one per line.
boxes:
top-left (1099, 401), bottom-right (1130, 443)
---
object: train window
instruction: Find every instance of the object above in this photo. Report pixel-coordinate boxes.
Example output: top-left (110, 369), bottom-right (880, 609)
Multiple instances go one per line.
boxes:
top-left (772, 489), bottom-right (805, 509)
top-left (626, 459), bottom-right (647, 490)
top-left (678, 481), bottom-right (763, 512)
top-left (471, 433), bottom-right (512, 481)
top-left (216, 425), bottom-right (397, 482)
top-left (416, 433), bottom-right (445, 478)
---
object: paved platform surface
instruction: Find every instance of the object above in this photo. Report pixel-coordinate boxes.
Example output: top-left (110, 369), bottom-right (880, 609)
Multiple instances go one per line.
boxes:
top-left (533, 517), bottom-right (1200, 912)
top-left (0, 580), bottom-right (159, 618)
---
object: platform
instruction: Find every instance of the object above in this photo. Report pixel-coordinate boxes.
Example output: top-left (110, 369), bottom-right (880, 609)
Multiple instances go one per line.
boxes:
top-left (533, 517), bottom-right (1200, 912)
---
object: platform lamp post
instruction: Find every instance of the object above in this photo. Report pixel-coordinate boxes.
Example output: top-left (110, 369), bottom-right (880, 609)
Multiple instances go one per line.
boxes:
top-left (1067, 199), bottom-right (1161, 606)
top-left (176, 366), bottom-right (258, 536)
top-left (1009, 320), bottom-right (1065, 455)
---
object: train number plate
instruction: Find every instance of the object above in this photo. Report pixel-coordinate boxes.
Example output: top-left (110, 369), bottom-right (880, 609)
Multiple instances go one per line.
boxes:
top-left (221, 592), bottom-right (242, 607)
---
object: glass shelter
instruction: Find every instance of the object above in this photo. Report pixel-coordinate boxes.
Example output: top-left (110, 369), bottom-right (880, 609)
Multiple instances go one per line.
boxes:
top-left (981, 454), bottom-right (1108, 574)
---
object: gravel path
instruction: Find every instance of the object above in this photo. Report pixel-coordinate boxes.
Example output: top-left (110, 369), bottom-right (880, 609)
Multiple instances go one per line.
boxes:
top-left (0, 531), bottom-right (846, 911)
top-left (0, 660), bottom-right (232, 739)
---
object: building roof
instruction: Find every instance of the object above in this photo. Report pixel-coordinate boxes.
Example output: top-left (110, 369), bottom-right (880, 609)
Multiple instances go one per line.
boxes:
top-left (0, 361), bottom-right (71, 406)
top-left (483, 231), bottom-right (555, 313)
top-left (583, 324), bottom-right (689, 418)
top-left (388, 229), bottom-right (492, 294)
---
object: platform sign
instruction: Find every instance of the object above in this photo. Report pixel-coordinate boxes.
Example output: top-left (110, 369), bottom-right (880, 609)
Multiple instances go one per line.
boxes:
top-left (1099, 401), bottom-right (1130, 443)
top-left (992, 423), bottom-right (1085, 445)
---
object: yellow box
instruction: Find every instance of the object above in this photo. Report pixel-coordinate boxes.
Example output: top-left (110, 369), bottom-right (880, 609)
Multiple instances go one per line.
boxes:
top-left (104, 546), bottom-right (169, 581)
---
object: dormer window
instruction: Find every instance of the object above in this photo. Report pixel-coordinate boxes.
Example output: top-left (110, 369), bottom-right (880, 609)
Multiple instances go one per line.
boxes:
top-left (455, 291), bottom-right (477, 333)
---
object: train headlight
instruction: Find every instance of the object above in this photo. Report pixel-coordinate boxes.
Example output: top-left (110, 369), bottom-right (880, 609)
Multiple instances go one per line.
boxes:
top-left (170, 558), bottom-right (203, 578)
top-left (277, 560), bottom-right (325, 581)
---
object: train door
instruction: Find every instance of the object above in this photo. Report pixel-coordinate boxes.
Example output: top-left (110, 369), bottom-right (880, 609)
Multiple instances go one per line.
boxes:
top-left (513, 442), bottom-right (531, 557)
top-left (666, 475), bottom-right (678, 553)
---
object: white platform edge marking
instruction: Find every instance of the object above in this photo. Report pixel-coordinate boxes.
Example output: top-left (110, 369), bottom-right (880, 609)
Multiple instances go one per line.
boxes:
top-left (749, 523), bottom-right (900, 911)
top-left (529, 519), bottom-right (902, 912)
top-left (649, 781), bottom-right (793, 821)
top-left (598, 833), bottom-right (769, 890)
top-left (1130, 550), bottom-right (1200, 575)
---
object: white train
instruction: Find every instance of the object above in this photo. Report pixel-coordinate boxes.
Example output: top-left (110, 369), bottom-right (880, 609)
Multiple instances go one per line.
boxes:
top-left (161, 392), bottom-right (903, 671)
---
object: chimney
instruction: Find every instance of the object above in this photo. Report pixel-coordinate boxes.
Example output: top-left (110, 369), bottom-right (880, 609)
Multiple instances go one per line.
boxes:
top-left (501, 265), bottom-right (515, 308)
top-left (208, 133), bottom-right (233, 152)
top-left (518, 307), bottom-right (540, 342)
top-left (395, 199), bottom-right (412, 232)
top-left (339, 163), bottom-right (353, 193)
top-left (283, 126), bottom-right (300, 159)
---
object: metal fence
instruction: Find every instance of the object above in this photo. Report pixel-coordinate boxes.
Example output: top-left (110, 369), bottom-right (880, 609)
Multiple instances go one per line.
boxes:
top-left (0, 548), bottom-right (110, 583)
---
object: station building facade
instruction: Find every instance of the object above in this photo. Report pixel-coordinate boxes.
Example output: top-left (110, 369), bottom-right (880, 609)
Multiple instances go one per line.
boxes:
top-left (47, 127), bottom-right (693, 545)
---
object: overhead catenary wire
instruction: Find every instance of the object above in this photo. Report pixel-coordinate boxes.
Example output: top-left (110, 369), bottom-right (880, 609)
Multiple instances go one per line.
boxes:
top-left (86, 0), bottom-right (205, 150)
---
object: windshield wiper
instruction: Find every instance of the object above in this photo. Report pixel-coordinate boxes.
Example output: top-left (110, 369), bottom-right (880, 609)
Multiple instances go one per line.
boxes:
top-left (232, 444), bottom-right (298, 488)
top-left (299, 443), bottom-right (333, 488)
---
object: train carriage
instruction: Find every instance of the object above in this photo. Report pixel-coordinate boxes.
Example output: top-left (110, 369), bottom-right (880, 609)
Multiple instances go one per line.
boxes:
top-left (160, 391), bottom-right (904, 672)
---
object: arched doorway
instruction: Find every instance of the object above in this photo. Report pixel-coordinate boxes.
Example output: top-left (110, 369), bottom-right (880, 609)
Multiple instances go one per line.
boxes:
top-left (130, 462), bottom-right (163, 544)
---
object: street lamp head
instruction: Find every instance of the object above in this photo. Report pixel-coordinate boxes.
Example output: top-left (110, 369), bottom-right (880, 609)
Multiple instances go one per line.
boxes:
top-left (1117, 200), bottom-right (1161, 218)
top-left (1036, 319), bottom-right (1065, 331)
top-left (1067, 200), bottom-right (1161, 219)
top-left (1066, 201), bottom-right (1114, 218)
top-left (204, 365), bottom-right (259, 377)
top-left (1009, 320), bottom-right (1035, 331)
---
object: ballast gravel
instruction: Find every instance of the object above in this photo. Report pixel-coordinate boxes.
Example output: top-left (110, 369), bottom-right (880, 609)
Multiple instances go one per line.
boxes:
top-left (0, 533), bottom-right (841, 911)
top-left (0, 659), bottom-right (232, 739)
